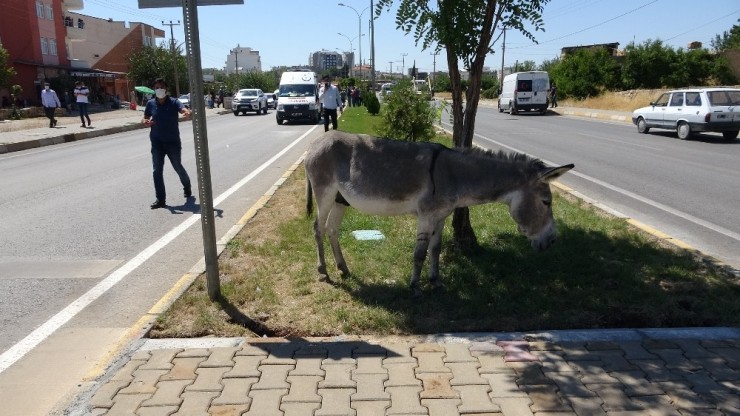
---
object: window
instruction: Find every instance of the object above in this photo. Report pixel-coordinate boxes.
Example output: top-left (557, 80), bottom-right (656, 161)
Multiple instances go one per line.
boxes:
top-left (40, 38), bottom-right (48, 55)
top-left (686, 92), bottom-right (701, 106)
top-left (45, 4), bottom-right (53, 20)
top-left (670, 93), bottom-right (684, 107)
top-left (36, 1), bottom-right (44, 18)
top-left (144, 36), bottom-right (152, 46)
top-left (49, 39), bottom-right (57, 56)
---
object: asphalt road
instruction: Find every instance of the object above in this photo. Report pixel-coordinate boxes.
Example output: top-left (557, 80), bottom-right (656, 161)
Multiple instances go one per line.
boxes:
top-left (0, 110), bottom-right (321, 414)
top-left (444, 106), bottom-right (740, 272)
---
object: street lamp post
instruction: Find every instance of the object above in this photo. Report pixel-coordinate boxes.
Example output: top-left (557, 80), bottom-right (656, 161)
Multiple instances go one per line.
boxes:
top-left (338, 32), bottom-right (354, 76)
top-left (338, 3), bottom-right (369, 79)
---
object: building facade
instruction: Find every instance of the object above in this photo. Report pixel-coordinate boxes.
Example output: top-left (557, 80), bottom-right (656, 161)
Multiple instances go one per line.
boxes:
top-left (1, 0), bottom-right (71, 106)
top-left (1, 0), bottom-right (164, 107)
top-left (309, 50), bottom-right (344, 72)
top-left (225, 45), bottom-right (261, 75)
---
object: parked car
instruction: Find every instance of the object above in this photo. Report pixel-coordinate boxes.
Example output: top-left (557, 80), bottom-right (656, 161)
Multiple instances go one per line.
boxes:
top-left (264, 92), bottom-right (277, 109)
top-left (632, 88), bottom-right (740, 140)
top-left (177, 93), bottom-right (190, 108)
top-left (232, 88), bottom-right (268, 116)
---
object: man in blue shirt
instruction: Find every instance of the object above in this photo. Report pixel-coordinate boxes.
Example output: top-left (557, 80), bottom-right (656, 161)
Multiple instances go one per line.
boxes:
top-left (143, 78), bottom-right (192, 209)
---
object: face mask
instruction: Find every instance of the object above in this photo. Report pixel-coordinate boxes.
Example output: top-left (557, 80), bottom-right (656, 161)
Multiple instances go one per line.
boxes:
top-left (155, 88), bottom-right (166, 99)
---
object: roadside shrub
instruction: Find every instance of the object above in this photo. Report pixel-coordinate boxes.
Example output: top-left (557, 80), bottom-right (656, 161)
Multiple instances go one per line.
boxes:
top-left (364, 89), bottom-right (380, 115)
top-left (376, 80), bottom-right (437, 142)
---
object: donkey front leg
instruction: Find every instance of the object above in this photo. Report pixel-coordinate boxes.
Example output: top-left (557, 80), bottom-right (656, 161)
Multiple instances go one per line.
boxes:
top-left (313, 218), bottom-right (330, 282)
top-left (326, 203), bottom-right (350, 277)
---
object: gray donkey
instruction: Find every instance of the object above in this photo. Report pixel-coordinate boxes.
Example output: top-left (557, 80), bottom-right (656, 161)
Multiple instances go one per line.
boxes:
top-left (305, 130), bottom-right (574, 296)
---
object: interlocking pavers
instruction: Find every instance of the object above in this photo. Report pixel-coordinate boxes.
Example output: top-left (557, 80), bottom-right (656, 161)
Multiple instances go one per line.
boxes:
top-left (564, 360), bottom-right (619, 384)
top-left (607, 370), bottom-right (664, 397)
top-left (519, 384), bottom-right (571, 413)
top-left (417, 373), bottom-right (458, 399)
top-left (704, 346), bottom-right (740, 370)
top-left (627, 394), bottom-right (682, 416)
top-left (352, 373), bottom-right (391, 401)
top-left (352, 400), bottom-right (391, 416)
top-left (618, 341), bottom-right (658, 360)
top-left (186, 367), bottom-right (230, 392)
top-left (142, 379), bottom-right (191, 407)
top-left (508, 362), bottom-right (554, 386)
top-left (105, 393), bottom-right (153, 416)
top-left (443, 343), bottom-right (478, 363)
top-left (161, 357), bottom-right (206, 381)
top-left (175, 348), bottom-right (210, 358)
top-left (629, 360), bottom-right (683, 382)
top-left (173, 390), bottom-right (219, 415)
top-left (672, 339), bottom-right (715, 359)
top-left (316, 387), bottom-right (356, 416)
top-left (138, 349), bottom-right (181, 371)
top-left (211, 377), bottom-right (256, 406)
top-left (481, 372), bottom-right (529, 399)
top-left (414, 350), bottom-right (450, 374)
top-left (283, 375), bottom-right (323, 403)
top-left (260, 343), bottom-right (299, 365)
top-left (320, 362), bottom-right (356, 388)
top-left (380, 342), bottom-right (416, 364)
top-left (421, 397), bottom-right (463, 416)
top-left (532, 351), bottom-right (572, 374)
top-left (476, 353), bottom-right (511, 374)
top-left (455, 384), bottom-right (500, 414)
top-left (200, 347), bottom-right (238, 368)
top-left (354, 354), bottom-right (387, 375)
top-left (119, 369), bottom-right (169, 395)
top-left (493, 397), bottom-right (535, 416)
top-left (253, 364), bottom-right (293, 390)
top-left (244, 388), bottom-right (288, 416)
top-left (290, 355), bottom-right (326, 377)
top-left (89, 380), bottom-right (131, 410)
top-left (584, 383), bottom-right (643, 412)
top-left (281, 401), bottom-right (321, 416)
top-left (111, 355), bottom-right (148, 382)
top-left (324, 343), bottom-right (359, 364)
top-left (237, 343), bottom-right (271, 357)
top-left (543, 372), bottom-right (596, 398)
top-left (384, 362), bottom-right (422, 387)
top-left (470, 342), bottom-right (504, 357)
top-left (448, 361), bottom-right (488, 386)
top-left (563, 396), bottom-right (606, 415)
top-left (137, 405), bottom-right (179, 416)
top-left (225, 355), bottom-right (264, 378)
top-left (656, 383), bottom-right (717, 412)
top-left (208, 404), bottom-right (250, 416)
top-left (386, 385), bottom-right (426, 415)
top-left (689, 356), bottom-right (738, 381)
top-left (596, 350), bottom-right (638, 372)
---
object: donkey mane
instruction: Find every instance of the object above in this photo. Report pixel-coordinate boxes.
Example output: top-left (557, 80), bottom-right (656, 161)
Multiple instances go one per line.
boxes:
top-left (458, 146), bottom-right (547, 171)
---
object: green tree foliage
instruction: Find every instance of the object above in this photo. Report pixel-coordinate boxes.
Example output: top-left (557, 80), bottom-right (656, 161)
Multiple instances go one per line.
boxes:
top-left (711, 19), bottom-right (740, 51)
top-left (376, 0), bottom-right (550, 247)
top-left (0, 44), bottom-right (16, 90)
top-left (516, 60), bottom-right (537, 72)
top-left (432, 72), bottom-right (451, 92)
top-left (480, 73), bottom-right (499, 99)
top-left (550, 48), bottom-right (620, 99)
top-left (376, 80), bottom-right (438, 142)
top-left (225, 71), bottom-right (276, 93)
top-left (128, 43), bottom-right (188, 93)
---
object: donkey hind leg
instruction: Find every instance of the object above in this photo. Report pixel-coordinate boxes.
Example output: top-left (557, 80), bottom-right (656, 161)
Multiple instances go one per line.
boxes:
top-left (410, 220), bottom-right (434, 298)
top-left (326, 202), bottom-right (350, 277)
top-left (427, 219), bottom-right (446, 292)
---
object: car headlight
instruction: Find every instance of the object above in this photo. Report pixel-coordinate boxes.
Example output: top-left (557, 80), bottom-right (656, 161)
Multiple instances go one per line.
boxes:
top-left (277, 104), bottom-right (284, 111)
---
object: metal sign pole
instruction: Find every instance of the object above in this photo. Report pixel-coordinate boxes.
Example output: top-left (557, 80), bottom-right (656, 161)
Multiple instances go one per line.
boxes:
top-left (182, 0), bottom-right (220, 299)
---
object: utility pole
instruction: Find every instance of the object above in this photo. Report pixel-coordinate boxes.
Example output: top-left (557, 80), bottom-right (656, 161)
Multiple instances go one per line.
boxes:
top-left (162, 20), bottom-right (181, 97)
top-left (499, 27), bottom-right (507, 87)
top-left (430, 50), bottom-right (438, 94)
top-left (231, 47), bottom-right (239, 75)
top-left (400, 53), bottom-right (408, 79)
top-left (370, 0), bottom-right (376, 89)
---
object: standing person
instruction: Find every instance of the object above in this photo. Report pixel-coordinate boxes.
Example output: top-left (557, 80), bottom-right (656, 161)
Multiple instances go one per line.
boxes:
top-left (74, 81), bottom-right (92, 127)
top-left (218, 88), bottom-right (224, 108)
top-left (143, 78), bottom-right (193, 209)
top-left (319, 76), bottom-right (342, 132)
top-left (549, 83), bottom-right (558, 108)
top-left (40, 82), bottom-right (61, 128)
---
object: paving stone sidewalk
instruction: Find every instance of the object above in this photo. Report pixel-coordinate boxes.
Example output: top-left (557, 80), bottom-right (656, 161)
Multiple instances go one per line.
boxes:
top-left (82, 332), bottom-right (740, 416)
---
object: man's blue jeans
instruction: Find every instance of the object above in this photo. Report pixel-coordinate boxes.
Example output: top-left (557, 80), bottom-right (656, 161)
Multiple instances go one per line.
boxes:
top-left (151, 141), bottom-right (190, 202)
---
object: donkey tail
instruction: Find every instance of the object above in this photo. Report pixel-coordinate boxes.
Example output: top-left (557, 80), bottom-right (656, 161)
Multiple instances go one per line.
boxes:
top-left (306, 177), bottom-right (314, 217)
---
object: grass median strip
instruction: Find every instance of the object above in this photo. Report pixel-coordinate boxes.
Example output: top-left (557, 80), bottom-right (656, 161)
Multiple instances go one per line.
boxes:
top-left (149, 106), bottom-right (740, 338)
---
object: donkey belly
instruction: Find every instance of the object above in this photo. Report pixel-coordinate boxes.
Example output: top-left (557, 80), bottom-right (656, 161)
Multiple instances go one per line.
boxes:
top-left (341, 192), bottom-right (419, 216)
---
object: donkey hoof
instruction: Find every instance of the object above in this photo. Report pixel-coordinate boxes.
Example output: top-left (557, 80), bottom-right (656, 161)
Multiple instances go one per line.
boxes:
top-left (410, 286), bottom-right (423, 298)
top-left (318, 274), bottom-right (332, 283)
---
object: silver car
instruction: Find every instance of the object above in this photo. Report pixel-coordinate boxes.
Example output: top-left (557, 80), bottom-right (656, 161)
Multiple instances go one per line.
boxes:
top-left (632, 88), bottom-right (740, 140)
top-left (232, 88), bottom-right (268, 116)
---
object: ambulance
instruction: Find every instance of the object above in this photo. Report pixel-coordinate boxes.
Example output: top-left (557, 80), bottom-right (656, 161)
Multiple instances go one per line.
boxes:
top-left (276, 71), bottom-right (320, 124)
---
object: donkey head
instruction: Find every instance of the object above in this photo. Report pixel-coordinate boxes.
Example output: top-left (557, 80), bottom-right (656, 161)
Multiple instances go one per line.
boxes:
top-left (506, 164), bottom-right (574, 251)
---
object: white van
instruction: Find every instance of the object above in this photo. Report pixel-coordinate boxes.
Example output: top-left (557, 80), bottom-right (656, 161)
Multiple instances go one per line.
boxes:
top-left (413, 79), bottom-right (430, 96)
top-left (498, 71), bottom-right (550, 115)
top-left (276, 71), bottom-right (320, 124)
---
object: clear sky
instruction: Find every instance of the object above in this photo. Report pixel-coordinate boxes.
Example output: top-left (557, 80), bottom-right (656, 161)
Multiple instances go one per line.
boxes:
top-left (78, 0), bottom-right (739, 75)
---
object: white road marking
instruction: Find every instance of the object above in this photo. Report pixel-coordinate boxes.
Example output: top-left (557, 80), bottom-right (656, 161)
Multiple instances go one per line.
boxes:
top-left (0, 125), bottom-right (319, 374)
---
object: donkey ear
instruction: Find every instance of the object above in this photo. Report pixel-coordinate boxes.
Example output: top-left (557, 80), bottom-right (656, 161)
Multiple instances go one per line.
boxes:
top-left (539, 164), bottom-right (574, 183)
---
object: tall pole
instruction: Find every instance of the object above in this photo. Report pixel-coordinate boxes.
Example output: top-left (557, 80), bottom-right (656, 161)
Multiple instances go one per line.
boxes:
top-left (338, 3), bottom-right (369, 80)
top-left (400, 53), bottom-right (407, 79)
top-left (162, 20), bottom-right (181, 97)
top-left (500, 27), bottom-right (507, 87)
top-left (338, 32), bottom-right (354, 76)
top-left (430, 51), bottom-right (438, 95)
top-left (370, 0), bottom-right (375, 88)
